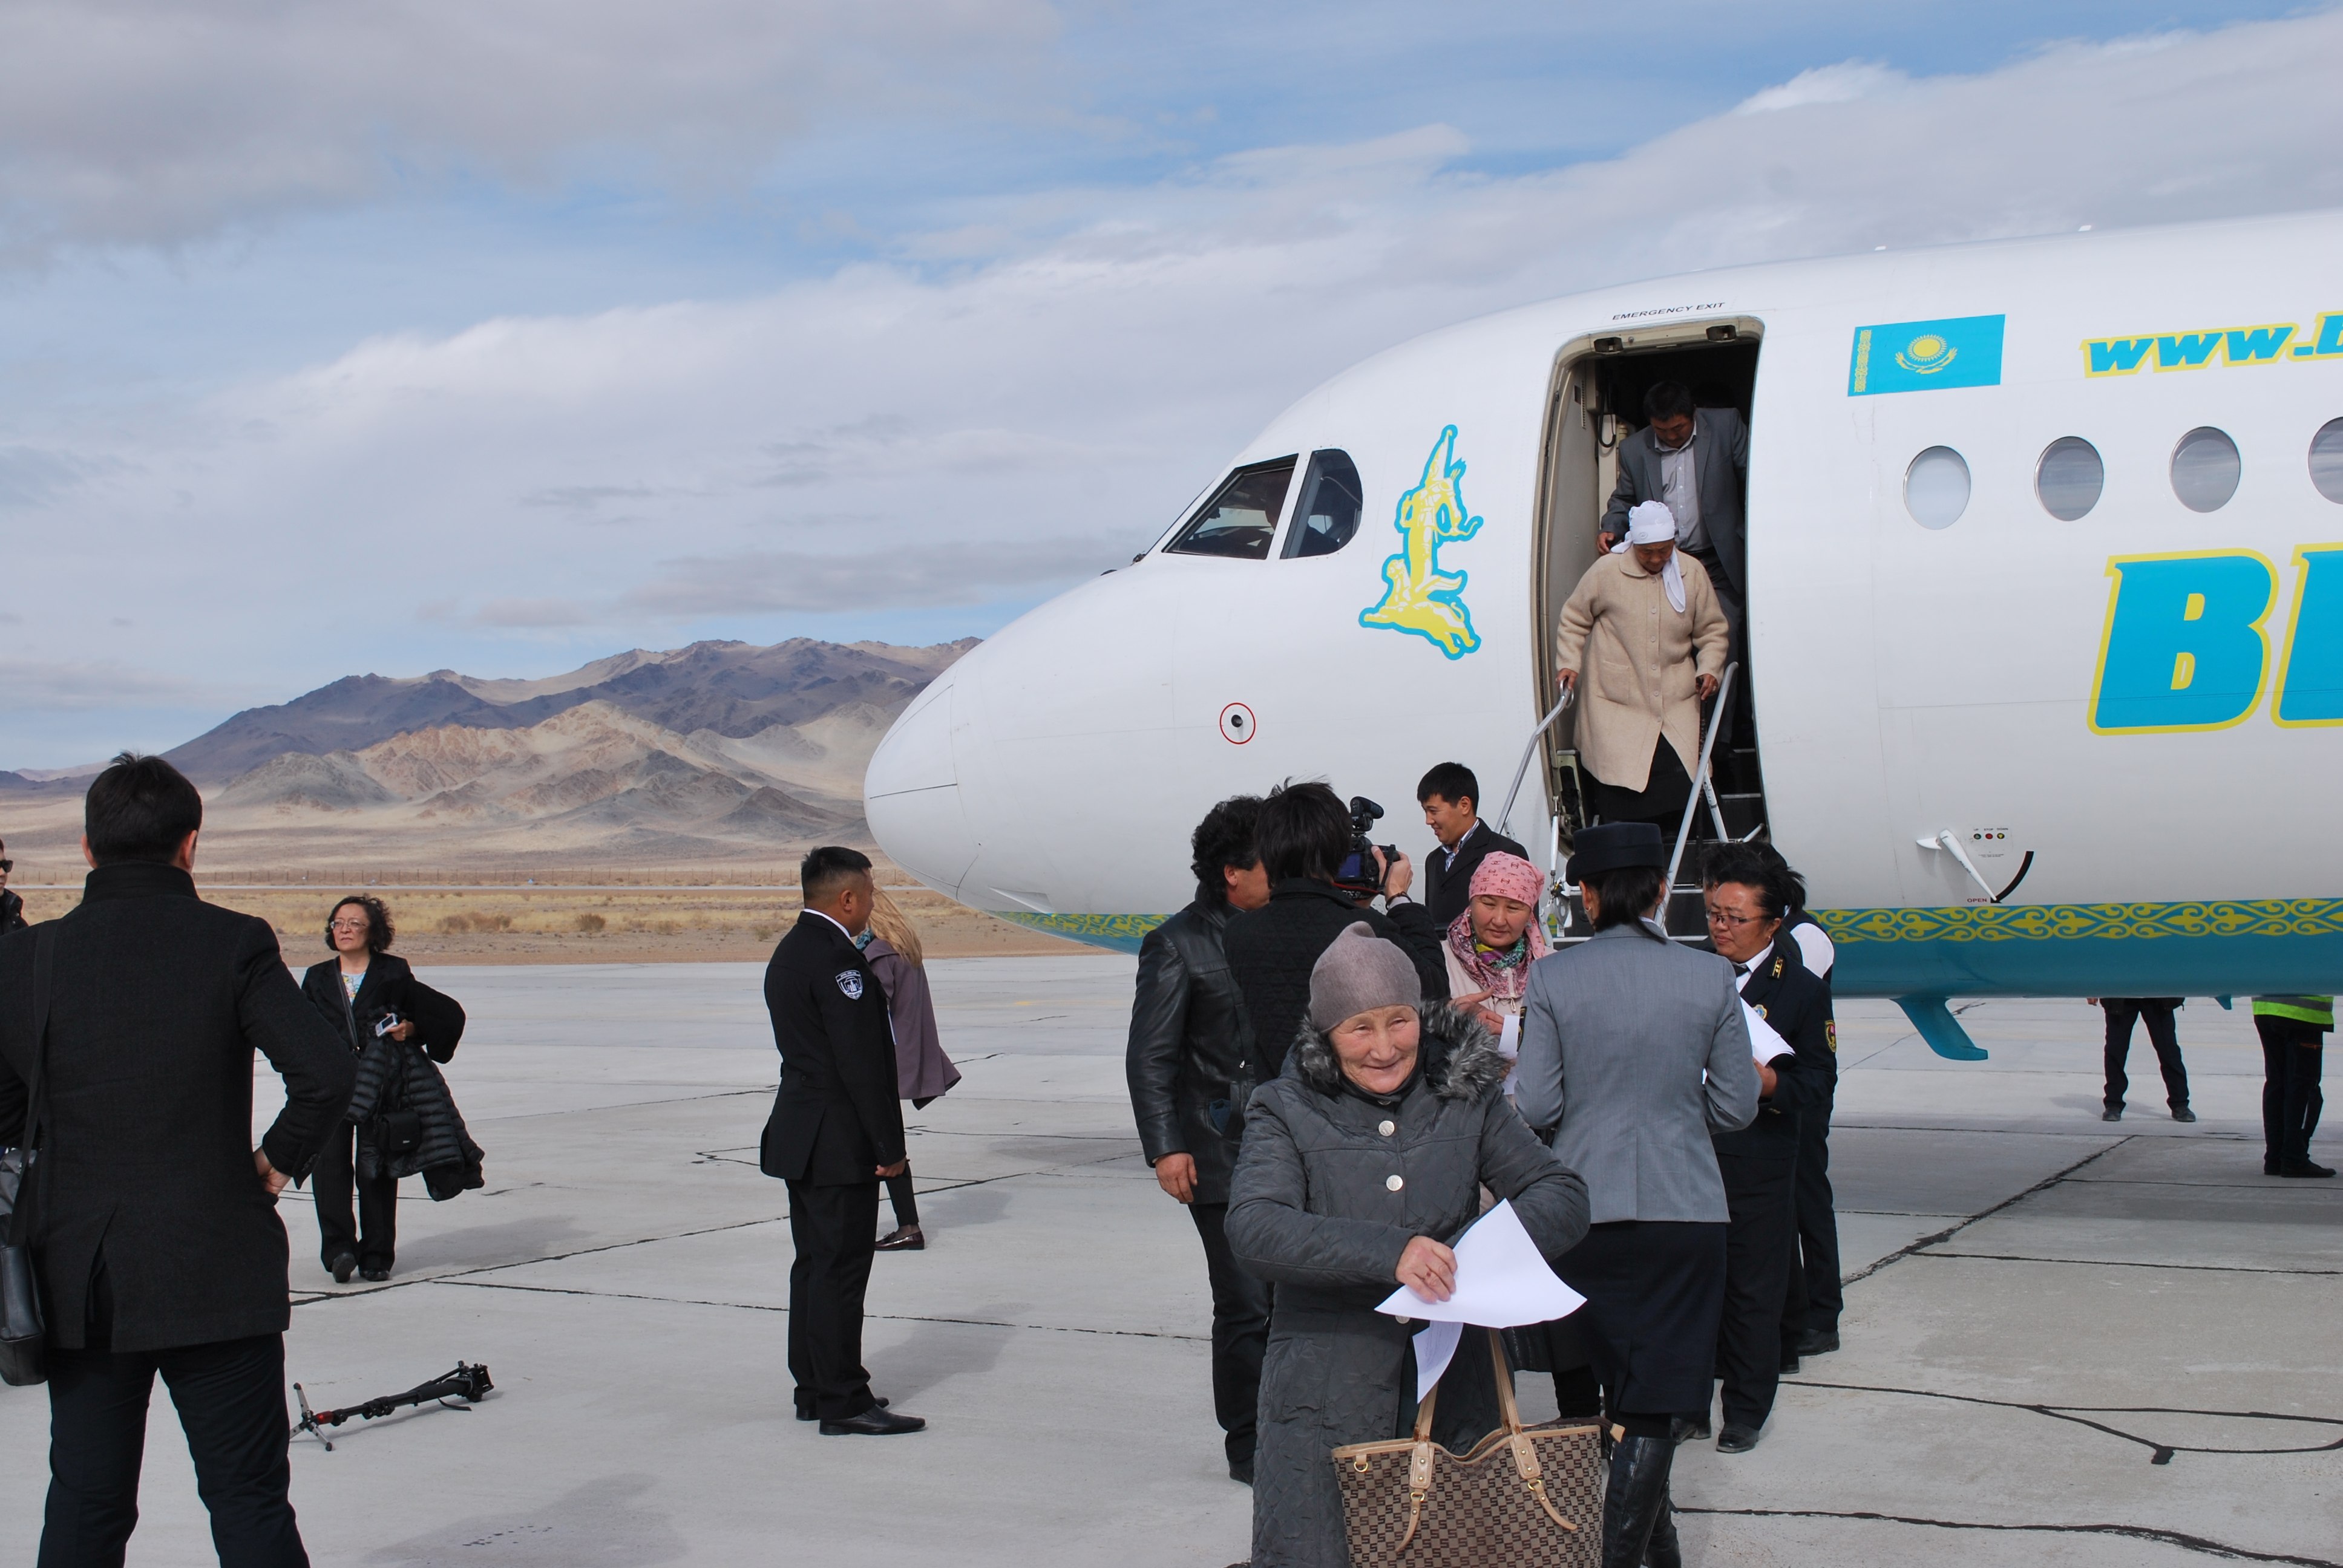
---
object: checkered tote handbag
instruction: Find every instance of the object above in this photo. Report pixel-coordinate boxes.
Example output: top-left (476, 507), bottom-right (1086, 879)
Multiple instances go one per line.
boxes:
top-left (1331, 1328), bottom-right (1602, 1567)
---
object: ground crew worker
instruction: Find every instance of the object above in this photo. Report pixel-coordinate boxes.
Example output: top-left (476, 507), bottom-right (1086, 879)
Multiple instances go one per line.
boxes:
top-left (2252, 995), bottom-right (2332, 1178)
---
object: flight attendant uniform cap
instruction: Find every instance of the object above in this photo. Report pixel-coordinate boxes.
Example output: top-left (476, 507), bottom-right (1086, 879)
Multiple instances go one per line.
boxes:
top-left (1308, 921), bottom-right (1424, 1031)
top-left (1566, 822), bottom-right (1667, 881)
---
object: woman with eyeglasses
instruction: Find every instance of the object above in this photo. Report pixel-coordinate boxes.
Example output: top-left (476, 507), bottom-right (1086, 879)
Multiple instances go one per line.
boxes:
top-left (299, 895), bottom-right (467, 1282)
top-left (0, 841), bottom-right (24, 933)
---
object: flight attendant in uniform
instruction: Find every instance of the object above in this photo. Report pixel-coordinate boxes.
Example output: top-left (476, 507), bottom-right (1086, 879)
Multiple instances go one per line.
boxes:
top-left (762, 845), bottom-right (927, 1435)
top-left (1699, 845), bottom-right (1836, 1454)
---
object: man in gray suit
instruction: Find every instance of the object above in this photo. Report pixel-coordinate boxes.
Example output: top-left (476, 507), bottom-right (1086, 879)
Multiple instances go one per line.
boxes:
top-left (1602, 382), bottom-right (1751, 733)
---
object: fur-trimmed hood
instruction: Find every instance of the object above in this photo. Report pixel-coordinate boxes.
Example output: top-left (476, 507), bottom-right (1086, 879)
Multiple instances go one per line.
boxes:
top-left (1285, 1001), bottom-right (1509, 1104)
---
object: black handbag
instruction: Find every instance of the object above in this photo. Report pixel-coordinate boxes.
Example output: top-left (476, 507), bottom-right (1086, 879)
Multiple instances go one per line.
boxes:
top-left (1, 923), bottom-right (57, 1386)
top-left (371, 1109), bottom-right (424, 1158)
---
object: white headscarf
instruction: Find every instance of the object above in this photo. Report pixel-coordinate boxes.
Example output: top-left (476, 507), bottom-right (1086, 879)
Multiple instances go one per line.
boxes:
top-left (1614, 500), bottom-right (1686, 613)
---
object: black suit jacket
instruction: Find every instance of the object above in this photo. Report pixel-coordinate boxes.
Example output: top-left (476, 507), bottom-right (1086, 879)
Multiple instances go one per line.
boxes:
top-left (300, 952), bottom-right (467, 1065)
top-left (1224, 880), bottom-right (1450, 1081)
top-left (1713, 935), bottom-right (1834, 1165)
top-left (1421, 822), bottom-right (1532, 929)
top-left (1125, 901), bottom-right (1256, 1204)
top-left (0, 863), bottom-right (356, 1351)
top-left (761, 912), bottom-right (905, 1185)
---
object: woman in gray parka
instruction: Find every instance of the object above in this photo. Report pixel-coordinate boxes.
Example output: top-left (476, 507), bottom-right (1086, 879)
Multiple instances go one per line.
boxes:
top-left (1227, 922), bottom-right (1590, 1568)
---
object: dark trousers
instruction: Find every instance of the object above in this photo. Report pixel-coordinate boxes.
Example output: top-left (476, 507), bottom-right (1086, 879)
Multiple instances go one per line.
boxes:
top-left (1713, 1152), bottom-right (1797, 1430)
top-left (42, 1334), bottom-right (307, 1568)
top-left (2103, 1000), bottom-right (2189, 1112)
top-left (1187, 1202), bottom-right (1270, 1467)
top-left (884, 1167), bottom-right (919, 1229)
top-left (1783, 1096), bottom-right (1842, 1341)
top-left (2257, 1018), bottom-right (2327, 1168)
top-left (1685, 544), bottom-right (1747, 745)
top-left (310, 1123), bottom-right (397, 1271)
top-left (786, 1179), bottom-right (880, 1420)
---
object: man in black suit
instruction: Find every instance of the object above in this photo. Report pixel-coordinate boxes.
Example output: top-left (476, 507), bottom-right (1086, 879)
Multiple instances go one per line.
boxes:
top-left (1699, 844), bottom-right (1835, 1456)
top-left (762, 845), bottom-right (925, 1436)
top-left (1415, 762), bottom-right (1530, 929)
top-left (0, 753), bottom-right (355, 1567)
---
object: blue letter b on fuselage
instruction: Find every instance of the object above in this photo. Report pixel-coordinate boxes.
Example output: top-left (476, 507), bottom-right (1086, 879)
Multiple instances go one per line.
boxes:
top-left (2091, 553), bottom-right (2276, 733)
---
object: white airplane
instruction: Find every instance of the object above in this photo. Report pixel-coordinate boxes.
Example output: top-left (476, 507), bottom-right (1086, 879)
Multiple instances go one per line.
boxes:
top-left (865, 211), bottom-right (2343, 1059)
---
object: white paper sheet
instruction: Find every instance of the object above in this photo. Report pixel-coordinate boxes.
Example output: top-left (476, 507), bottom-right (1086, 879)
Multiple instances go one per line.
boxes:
top-left (1377, 1200), bottom-right (1587, 1400)
top-left (1743, 999), bottom-right (1794, 1064)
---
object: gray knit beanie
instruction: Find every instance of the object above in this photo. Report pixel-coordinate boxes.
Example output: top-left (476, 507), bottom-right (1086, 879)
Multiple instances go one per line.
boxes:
top-left (1308, 921), bottom-right (1423, 1031)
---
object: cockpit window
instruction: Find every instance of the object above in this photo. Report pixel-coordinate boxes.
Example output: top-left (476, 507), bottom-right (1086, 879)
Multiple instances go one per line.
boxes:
top-left (1164, 458), bottom-right (1296, 560)
top-left (1282, 449), bottom-right (1364, 558)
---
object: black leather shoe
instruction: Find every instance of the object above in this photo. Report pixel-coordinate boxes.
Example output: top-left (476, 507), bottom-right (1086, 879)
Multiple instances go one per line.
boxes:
top-left (1668, 1414), bottom-right (1709, 1445)
top-left (1778, 1351), bottom-right (1801, 1375)
top-left (798, 1396), bottom-right (885, 1422)
top-left (819, 1406), bottom-right (926, 1436)
top-left (359, 1267), bottom-right (391, 1282)
top-left (1794, 1328), bottom-right (1840, 1357)
top-left (2100, 1107), bottom-right (2122, 1122)
top-left (328, 1253), bottom-right (357, 1285)
top-left (1228, 1459), bottom-right (1254, 1486)
top-left (1717, 1424), bottom-right (1760, 1454)
top-left (875, 1226), bottom-right (925, 1252)
top-left (2279, 1160), bottom-right (2336, 1178)
top-left (2266, 1160), bottom-right (2282, 1175)
top-left (2171, 1106), bottom-right (2197, 1123)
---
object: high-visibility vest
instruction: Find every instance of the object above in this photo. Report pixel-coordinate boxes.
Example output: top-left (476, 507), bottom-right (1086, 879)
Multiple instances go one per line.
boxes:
top-left (2252, 996), bottom-right (2335, 1029)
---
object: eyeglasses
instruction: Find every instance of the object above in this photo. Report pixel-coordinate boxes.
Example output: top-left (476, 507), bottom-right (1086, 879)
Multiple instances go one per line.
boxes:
top-left (329, 919), bottom-right (369, 931)
top-left (1703, 907), bottom-right (1770, 929)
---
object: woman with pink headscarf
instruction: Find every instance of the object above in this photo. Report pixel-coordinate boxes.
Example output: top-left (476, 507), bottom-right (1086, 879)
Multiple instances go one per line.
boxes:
top-left (1441, 851), bottom-right (1548, 1062)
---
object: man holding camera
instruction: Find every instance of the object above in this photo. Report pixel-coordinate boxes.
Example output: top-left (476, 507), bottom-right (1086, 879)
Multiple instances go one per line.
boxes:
top-left (1224, 782), bottom-right (1449, 1082)
top-left (1126, 795), bottom-right (1271, 1483)
top-left (0, 753), bottom-right (355, 1567)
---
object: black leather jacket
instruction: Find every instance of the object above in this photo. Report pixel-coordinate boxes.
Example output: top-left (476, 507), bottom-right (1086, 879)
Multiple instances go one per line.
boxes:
top-left (1126, 900), bottom-right (1257, 1205)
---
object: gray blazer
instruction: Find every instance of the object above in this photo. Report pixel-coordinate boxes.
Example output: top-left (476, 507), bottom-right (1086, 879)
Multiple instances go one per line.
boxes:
top-left (1600, 407), bottom-right (1749, 595)
top-left (1513, 924), bottom-right (1760, 1224)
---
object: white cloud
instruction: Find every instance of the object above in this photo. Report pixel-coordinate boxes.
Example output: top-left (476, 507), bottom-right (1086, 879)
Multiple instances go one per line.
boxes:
top-left (6, 9), bottom-right (2343, 762)
top-left (0, 0), bottom-right (1060, 251)
top-left (1734, 60), bottom-right (1909, 114)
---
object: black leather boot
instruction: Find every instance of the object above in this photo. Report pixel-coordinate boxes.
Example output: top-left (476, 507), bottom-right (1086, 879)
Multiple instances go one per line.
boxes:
top-left (1642, 1478), bottom-right (1682, 1568)
top-left (1603, 1434), bottom-right (1676, 1568)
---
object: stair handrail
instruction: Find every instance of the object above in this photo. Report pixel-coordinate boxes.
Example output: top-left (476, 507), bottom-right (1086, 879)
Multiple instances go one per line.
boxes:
top-left (1663, 661), bottom-right (1738, 895)
top-left (1495, 687), bottom-right (1574, 840)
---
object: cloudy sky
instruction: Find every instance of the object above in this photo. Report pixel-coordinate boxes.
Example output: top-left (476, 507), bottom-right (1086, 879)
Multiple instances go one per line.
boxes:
top-left (3, 1), bottom-right (2338, 765)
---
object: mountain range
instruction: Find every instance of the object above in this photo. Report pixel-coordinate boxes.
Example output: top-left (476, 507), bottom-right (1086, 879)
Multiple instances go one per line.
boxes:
top-left (0, 638), bottom-right (973, 866)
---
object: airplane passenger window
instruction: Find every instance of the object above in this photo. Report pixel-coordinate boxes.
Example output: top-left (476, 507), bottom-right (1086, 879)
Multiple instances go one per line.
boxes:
top-left (1164, 457), bottom-right (1297, 560)
top-left (2034, 437), bottom-right (2105, 520)
top-left (2170, 426), bottom-right (2240, 513)
top-left (2310, 418), bottom-right (2343, 503)
top-left (1904, 446), bottom-right (1970, 530)
top-left (1283, 449), bottom-right (1364, 558)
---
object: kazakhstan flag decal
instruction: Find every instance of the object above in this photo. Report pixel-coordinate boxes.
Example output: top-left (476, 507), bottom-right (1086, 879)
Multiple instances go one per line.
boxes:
top-left (1848, 314), bottom-right (2005, 396)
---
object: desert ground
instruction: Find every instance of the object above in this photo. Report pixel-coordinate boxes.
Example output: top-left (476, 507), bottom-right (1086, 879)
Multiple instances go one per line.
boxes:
top-left (0, 854), bottom-right (1087, 964)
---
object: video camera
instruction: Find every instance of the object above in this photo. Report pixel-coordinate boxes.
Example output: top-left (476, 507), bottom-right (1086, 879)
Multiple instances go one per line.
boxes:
top-left (1331, 795), bottom-right (1400, 900)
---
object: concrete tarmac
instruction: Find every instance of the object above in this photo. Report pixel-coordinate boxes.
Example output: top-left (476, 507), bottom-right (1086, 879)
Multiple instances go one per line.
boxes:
top-left (1, 959), bottom-right (2336, 1566)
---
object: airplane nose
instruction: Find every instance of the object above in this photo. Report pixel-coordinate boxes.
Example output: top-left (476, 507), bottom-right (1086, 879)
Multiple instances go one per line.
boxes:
top-left (865, 680), bottom-right (978, 896)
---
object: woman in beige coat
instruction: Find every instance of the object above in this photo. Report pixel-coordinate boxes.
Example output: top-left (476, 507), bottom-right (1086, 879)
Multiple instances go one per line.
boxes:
top-left (1555, 501), bottom-right (1731, 829)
